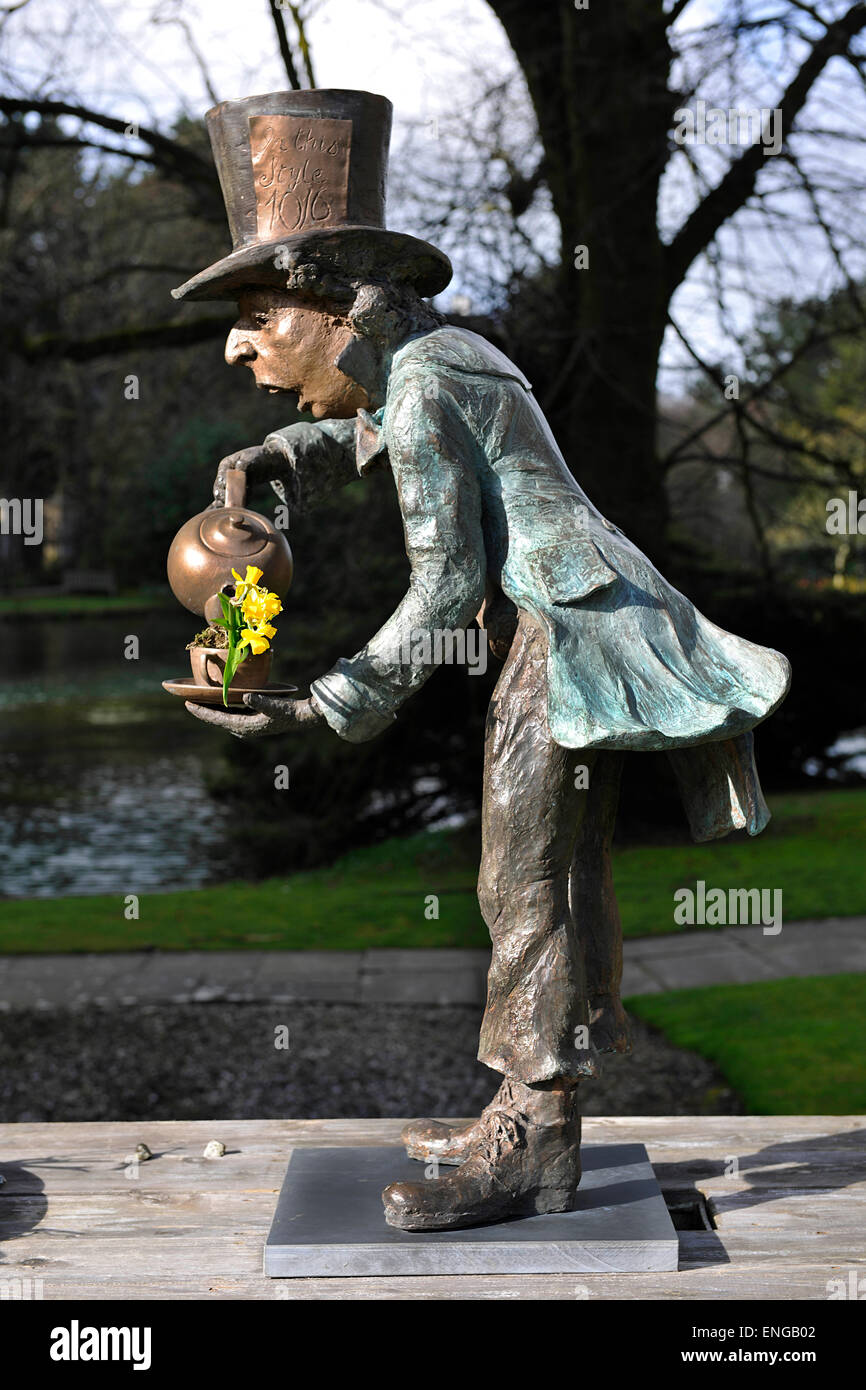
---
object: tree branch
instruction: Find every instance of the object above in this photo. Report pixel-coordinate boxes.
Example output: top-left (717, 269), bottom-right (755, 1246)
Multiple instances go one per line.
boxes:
top-left (284, 2), bottom-right (316, 87)
top-left (0, 0), bottom-right (32, 29)
top-left (665, 312), bottom-right (859, 477)
top-left (153, 15), bottom-right (221, 107)
top-left (0, 98), bottom-right (217, 192)
top-left (666, 0), bottom-right (696, 26)
top-left (268, 0), bottom-right (303, 90)
top-left (0, 132), bottom-right (172, 166)
top-left (665, 1), bottom-right (866, 293)
top-left (17, 316), bottom-right (232, 363)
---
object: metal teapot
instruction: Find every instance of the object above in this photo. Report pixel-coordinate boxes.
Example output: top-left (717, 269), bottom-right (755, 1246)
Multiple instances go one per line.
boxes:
top-left (167, 468), bottom-right (293, 622)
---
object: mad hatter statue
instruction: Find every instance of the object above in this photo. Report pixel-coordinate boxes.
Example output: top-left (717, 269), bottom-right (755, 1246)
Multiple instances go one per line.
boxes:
top-left (176, 88), bottom-right (790, 1232)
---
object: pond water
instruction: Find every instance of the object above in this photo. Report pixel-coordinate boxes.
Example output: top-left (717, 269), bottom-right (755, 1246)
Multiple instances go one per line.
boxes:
top-left (0, 612), bottom-right (250, 898)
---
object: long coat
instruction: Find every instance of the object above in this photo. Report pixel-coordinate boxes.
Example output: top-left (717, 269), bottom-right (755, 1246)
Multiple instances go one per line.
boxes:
top-left (267, 326), bottom-right (790, 839)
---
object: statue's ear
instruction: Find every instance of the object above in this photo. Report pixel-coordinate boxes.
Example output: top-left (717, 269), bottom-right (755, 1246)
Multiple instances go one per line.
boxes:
top-left (334, 335), bottom-right (381, 396)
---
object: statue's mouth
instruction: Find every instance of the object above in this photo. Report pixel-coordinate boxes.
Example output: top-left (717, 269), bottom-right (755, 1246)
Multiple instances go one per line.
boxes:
top-left (258, 383), bottom-right (300, 408)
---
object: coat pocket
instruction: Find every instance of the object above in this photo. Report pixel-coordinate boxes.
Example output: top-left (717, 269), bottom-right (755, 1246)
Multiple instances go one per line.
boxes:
top-left (527, 538), bottom-right (618, 604)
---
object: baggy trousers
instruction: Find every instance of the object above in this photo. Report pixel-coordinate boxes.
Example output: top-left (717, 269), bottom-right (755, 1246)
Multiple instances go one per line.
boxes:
top-left (477, 610), bottom-right (629, 1084)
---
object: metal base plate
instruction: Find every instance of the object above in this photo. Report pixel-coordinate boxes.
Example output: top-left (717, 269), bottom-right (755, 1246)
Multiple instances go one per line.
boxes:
top-left (264, 1143), bottom-right (679, 1277)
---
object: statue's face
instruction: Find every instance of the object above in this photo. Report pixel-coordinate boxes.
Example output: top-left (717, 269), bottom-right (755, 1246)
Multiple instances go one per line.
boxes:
top-left (225, 289), bottom-right (370, 419)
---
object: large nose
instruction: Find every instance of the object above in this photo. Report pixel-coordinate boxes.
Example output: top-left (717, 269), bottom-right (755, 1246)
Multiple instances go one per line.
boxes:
top-left (225, 326), bottom-right (256, 367)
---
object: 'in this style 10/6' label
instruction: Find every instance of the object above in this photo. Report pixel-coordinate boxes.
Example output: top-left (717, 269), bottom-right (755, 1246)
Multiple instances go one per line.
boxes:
top-left (249, 115), bottom-right (352, 237)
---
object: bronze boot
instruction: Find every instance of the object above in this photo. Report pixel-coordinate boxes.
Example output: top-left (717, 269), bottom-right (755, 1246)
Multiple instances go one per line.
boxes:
top-left (384, 1079), bottom-right (581, 1231)
top-left (400, 1077), bottom-right (521, 1166)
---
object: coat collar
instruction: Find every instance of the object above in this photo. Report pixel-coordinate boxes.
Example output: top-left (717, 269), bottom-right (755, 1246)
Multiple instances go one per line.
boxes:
top-left (356, 406), bottom-right (388, 474)
top-left (354, 326), bottom-right (534, 475)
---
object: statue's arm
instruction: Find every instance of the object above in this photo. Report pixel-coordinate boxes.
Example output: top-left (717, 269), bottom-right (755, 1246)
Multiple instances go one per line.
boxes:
top-left (213, 417), bottom-right (359, 511)
top-left (309, 380), bottom-right (488, 743)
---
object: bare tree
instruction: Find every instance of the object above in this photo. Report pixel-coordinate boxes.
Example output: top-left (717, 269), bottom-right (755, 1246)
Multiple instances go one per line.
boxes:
top-left (4, 0), bottom-right (866, 569)
top-left (0, 0), bottom-right (319, 353)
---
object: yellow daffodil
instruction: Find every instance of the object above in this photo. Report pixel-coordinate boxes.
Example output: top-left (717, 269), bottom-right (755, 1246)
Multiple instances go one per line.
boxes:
top-left (240, 623), bottom-right (276, 655)
top-left (217, 571), bottom-right (280, 705)
top-left (241, 589), bottom-right (282, 625)
top-left (230, 565), bottom-right (264, 604)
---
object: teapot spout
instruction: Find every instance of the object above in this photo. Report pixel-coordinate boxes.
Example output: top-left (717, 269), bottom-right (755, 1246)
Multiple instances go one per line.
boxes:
top-left (204, 591), bottom-right (227, 623)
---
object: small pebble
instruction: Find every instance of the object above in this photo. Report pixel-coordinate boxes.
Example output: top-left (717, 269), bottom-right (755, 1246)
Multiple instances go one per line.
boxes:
top-left (123, 1142), bottom-right (152, 1164)
top-left (203, 1139), bottom-right (226, 1158)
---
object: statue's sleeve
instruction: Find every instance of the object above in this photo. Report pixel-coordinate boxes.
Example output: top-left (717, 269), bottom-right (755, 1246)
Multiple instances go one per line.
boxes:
top-left (309, 378), bottom-right (487, 742)
top-left (262, 417), bottom-right (359, 512)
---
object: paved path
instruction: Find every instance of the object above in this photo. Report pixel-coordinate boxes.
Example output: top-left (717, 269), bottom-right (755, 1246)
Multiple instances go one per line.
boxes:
top-left (0, 916), bottom-right (862, 1009)
top-left (623, 914), bottom-right (866, 995)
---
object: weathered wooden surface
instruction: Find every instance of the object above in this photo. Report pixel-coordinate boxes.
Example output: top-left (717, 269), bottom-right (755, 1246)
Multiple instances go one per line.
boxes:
top-left (0, 1116), bottom-right (863, 1300)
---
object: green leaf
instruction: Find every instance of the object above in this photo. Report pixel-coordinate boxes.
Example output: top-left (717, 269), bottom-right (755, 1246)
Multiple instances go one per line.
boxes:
top-left (221, 641), bottom-right (249, 707)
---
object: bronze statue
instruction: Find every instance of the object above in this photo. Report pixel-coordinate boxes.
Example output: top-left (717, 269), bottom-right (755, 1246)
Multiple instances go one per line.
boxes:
top-left (174, 89), bottom-right (790, 1232)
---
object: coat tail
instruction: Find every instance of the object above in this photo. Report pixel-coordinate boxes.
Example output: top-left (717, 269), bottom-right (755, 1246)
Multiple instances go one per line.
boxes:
top-left (667, 730), bottom-right (771, 842)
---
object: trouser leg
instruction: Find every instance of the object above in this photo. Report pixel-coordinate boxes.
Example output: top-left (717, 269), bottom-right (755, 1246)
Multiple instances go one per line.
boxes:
top-left (569, 750), bottom-right (632, 1054)
top-left (476, 612), bottom-right (600, 1083)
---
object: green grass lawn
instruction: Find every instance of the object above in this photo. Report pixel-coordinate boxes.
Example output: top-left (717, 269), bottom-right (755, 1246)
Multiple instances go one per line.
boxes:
top-left (627, 974), bottom-right (866, 1113)
top-left (0, 788), bottom-right (862, 953)
top-left (613, 786), bottom-right (866, 935)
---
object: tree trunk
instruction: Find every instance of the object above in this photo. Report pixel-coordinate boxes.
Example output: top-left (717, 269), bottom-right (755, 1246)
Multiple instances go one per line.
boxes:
top-left (490, 0), bottom-right (674, 562)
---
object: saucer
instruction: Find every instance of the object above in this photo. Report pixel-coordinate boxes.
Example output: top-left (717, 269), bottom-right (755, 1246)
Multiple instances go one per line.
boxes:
top-left (163, 678), bottom-right (298, 708)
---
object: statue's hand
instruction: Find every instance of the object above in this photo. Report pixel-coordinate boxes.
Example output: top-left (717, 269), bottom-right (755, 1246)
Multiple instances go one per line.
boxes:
top-left (184, 694), bottom-right (323, 739)
top-left (212, 446), bottom-right (272, 507)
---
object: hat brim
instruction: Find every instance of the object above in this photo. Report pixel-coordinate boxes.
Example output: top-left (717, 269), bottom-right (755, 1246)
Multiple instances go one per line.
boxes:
top-left (171, 227), bottom-right (452, 302)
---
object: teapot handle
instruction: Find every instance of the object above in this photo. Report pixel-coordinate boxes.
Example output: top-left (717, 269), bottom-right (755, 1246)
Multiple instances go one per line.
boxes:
top-left (224, 468), bottom-right (247, 509)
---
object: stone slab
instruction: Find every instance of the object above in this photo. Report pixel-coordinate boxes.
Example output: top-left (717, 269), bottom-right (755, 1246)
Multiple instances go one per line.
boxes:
top-left (264, 1142), bottom-right (679, 1277)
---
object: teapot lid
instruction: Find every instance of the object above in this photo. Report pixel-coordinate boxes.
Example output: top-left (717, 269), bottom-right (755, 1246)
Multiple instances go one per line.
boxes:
top-left (199, 508), bottom-right (269, 557)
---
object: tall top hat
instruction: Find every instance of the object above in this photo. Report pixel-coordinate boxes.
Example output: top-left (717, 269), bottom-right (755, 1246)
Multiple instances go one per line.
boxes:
top-left (172, 88), bottom-right (452, 302)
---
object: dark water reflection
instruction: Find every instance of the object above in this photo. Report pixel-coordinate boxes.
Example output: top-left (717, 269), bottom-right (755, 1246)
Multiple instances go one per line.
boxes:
top-left (0, 612), bottom-right (249, 897)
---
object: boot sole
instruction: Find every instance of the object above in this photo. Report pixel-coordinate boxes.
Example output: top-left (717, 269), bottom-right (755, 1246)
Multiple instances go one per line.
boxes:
top-left (384, 1186), bottom-right (580, 1232)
